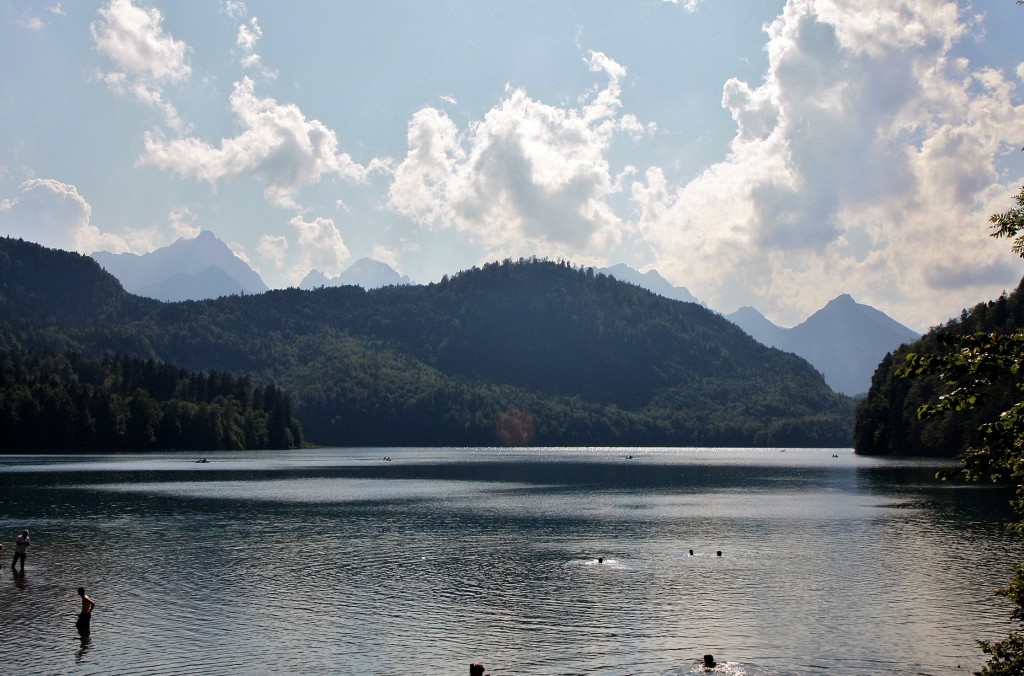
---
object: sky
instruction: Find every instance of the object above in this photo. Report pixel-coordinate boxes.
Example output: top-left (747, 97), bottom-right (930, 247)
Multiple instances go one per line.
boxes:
top-left (1, 0), bottom-right (1024, 332)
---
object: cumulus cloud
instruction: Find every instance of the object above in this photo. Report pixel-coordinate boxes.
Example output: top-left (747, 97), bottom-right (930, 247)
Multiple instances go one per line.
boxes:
top-left (288, 214), bottom-right (351, 282)
top-left (630, 0), bottom-right (1024, 328)
top-left (140, 77), bottom-right (381, 209)
top-left (256, 233), bottom-right (288, 269)
top-left (388, 50), bottom-right (650, 262)
top-left (91, 0), bottom-right (191, 131)
top-left (0, 179), bottom-right (129, 254)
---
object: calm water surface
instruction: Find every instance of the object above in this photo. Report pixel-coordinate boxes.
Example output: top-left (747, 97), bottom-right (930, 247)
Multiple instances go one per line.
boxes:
top-left (0, 447), bottom-right (1019, 675)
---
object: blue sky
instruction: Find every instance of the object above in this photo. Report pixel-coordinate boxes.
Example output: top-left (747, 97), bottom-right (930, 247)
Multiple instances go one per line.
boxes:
top-left (1, 0), bottom-right (1023, 331)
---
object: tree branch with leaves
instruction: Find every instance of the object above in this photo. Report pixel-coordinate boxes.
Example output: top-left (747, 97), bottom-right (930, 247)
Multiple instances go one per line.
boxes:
top-left (899, 185), bottom-right (1024, 674)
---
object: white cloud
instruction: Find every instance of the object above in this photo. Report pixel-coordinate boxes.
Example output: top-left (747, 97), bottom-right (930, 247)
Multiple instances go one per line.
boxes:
top-left (236, 16), bottom-right (277, 79)
top-left (140, 77), bottom-right (382, 209)
top-left (168, 206), bottom-right (201, 239)
top-left (288, 214), bottom-right (351, 283)
top-left (388, 50), bottom-right (649, 263)
top-left (237, 17), bottom-right (261, 52)
top-left (629, 0), bottom-right (1024, 329)
top-left (91, 0), bottom-right (191, 131)
top-left (661, 0), bottom-right (703, 11)
top-left (371, 245), bottom-right (405, 273)
top-left (256, 233), bottom-right (288, 269)
top-left (0, 179), bottom-right (129, 254)
top-left (223, 1), bottom-right (246, 19)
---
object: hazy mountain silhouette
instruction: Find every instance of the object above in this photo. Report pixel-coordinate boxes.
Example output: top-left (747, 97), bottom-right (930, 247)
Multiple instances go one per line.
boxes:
top-left (300, 257), bottom-right (412, 290)
top-left (598, 264), bottom-right (700, 304)
top-left (727, 295), bottom-right (919, 396)
top-left (92, 230), bottom-right (268, 301)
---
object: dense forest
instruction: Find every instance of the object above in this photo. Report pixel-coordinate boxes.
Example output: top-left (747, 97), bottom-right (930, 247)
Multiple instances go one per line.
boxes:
top-left (0, 237), bottom-right (856, 449)
top-left (854, 276), bottom-right (1024, 456)
top-left (0, 350), bottom-right (302, 451)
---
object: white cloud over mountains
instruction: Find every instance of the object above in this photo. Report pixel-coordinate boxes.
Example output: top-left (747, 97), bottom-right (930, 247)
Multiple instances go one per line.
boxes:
top-left (388, 50), bottom-right (650, 263)
top-left (383, 0), bottom-right (1024, 327)
top-left (631, 0), bottom-right (1024, 326)
top-left (8, 0), bottom-right (1023, 330)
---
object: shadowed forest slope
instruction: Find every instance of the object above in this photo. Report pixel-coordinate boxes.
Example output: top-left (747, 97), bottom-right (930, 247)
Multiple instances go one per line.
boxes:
top-left (1, 238), bottom-right (854, 447)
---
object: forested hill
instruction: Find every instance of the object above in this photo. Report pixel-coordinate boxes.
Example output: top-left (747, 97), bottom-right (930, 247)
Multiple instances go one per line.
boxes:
top-left (855, 276), bottom-right (1024, 456)
top-left (0, 237), bottom-right (155, 324)
top-left (0, 237), bottom-right (855, 448)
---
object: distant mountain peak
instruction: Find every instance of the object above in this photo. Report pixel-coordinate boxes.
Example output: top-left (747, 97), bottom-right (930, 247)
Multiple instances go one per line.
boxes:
top-left (92, 230), bottom-right (268, 301)
top-left (730, 294), bottom-right (920, 396)
top-left (598, 263), bottom-right (699, 304)
top-left (300, 257), bottom-right (412, 290)
top-left (828, 293), bottom-right (856, 305)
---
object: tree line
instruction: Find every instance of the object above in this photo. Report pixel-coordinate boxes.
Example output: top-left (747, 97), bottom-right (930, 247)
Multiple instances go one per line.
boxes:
top-left (0, 349), bottom-right (302, 451)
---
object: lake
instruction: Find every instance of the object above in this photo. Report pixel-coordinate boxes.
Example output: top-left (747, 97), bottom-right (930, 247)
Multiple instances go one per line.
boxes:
top-left (0, 447), bottom-right (1018, 675)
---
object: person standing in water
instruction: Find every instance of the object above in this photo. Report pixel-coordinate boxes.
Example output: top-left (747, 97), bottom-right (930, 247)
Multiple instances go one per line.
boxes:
top-left (12, 529), bottom-right (29, 575)
top-left (76, 588), bottom-right (96, 635)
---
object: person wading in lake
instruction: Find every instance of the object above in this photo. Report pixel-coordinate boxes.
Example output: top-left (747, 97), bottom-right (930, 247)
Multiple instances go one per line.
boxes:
top-left (12, 529), bottom-right (29, 575)
top-left (76, 588), bottom-right (96, 635)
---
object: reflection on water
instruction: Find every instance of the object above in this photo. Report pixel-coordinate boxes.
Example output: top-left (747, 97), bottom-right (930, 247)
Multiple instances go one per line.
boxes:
top-left (0, 447), bottom-right (1017, 675)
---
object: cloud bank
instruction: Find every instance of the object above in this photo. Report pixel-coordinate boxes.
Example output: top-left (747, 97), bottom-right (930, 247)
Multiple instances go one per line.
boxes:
top-left (21, 0), bottom-right (1024, 330)
top-left (634, 0), bottom-right (1024, 327)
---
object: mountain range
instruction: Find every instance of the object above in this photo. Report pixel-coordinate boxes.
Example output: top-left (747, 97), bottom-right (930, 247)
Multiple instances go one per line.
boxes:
top-left (90, 231), bottom-right (918, 397)
top-left (3, 237), bottom-right (855, 448)
top-left (92, 230), bottom-right (268, 301)
top-left (299, 258), bottom-right (412, 290)
top-left (726, 297), bottom-right (920, 397)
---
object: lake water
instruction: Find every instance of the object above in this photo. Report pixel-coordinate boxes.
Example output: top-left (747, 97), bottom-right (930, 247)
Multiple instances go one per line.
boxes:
top-left (0, 447), bottom-right (1019, 675)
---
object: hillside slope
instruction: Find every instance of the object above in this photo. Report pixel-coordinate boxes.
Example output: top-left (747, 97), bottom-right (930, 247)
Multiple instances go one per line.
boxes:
top-left (855, 277), bottom-right (1024, 456)
top-left (0, 240), bottom-right (855, 447)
